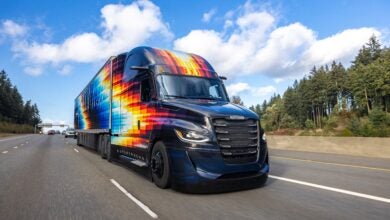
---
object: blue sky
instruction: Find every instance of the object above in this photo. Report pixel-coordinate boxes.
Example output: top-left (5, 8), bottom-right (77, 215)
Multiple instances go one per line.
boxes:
top-left (0, 0), bottom-right (389, 125)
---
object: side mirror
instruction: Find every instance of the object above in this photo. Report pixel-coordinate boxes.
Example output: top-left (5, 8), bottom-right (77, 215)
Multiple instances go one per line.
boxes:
top-left (131, 66), bottom-right (149, 71)
top-left (219, 76), bottom-right (227, 80)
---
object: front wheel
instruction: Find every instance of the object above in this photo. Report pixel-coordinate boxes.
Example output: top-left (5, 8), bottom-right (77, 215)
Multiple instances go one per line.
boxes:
top-left (151, 141), bottom-right (171, 189)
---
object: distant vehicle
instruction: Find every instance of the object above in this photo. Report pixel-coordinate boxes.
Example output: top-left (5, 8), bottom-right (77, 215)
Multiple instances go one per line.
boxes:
top-left (61, 130), bottom-right (66, 135)
top-left (47, 130), bottom-right (55, 135)
top-left (55, 130), bottom-right (60, 134)
top-left (64, 128), bottom-right (76, 138)
top-left (74, 47), bottom-right (269, 192)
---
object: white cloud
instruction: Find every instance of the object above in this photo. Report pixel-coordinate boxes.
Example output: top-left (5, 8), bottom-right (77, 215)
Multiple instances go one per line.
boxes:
top-left (302, 28), bottom-right (380, 65)
top-left (24, 66), bottom-right (43, 76)
top-left (58, 65), bottom-right (72, 75)
top-left (202, 8), bottom-right (217, 23)
top-left (226, 82), bottom-right (251, 95)
top-left (227, 82), bottom-right (276, 97)
top-left (252, 85), bottom-right (277, 97)
top-left (11, 0), bottom-right (172, 65)
top-left (174, 1), bottom-right (381, 80)
top-left (1, 20), bottom-right (27, 37)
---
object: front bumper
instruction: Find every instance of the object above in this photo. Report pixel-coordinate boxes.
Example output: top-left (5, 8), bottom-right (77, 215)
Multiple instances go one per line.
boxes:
top-left (166, 142), bottom-right (269, 193)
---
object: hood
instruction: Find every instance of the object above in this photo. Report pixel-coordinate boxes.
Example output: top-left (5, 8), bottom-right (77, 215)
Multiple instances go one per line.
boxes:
top-left (162, 99), bottom-right (258, 119)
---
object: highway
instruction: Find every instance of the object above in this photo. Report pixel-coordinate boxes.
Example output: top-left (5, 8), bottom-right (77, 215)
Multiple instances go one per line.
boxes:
top-left (0, 135), bottom-right (389, 220)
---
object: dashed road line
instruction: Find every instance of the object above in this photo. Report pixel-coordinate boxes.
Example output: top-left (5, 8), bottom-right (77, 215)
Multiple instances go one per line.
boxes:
top-left (13, 146), bottom-right (18, 149)
top-left (20, 144), bottom-right (24, 146)
top-left (271, 156), bottom-right (390, 172)
top-left (110, 179), bottom-right (158, 219)
top-left (269, 175), bottom-right (390, 204)
top-left (2, 151), bottom-right (8, 154)
top-left (74, 148), bottom-right (79, 153)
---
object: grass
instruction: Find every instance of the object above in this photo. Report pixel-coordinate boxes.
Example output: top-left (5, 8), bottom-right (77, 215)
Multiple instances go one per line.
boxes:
top-left (0, 133), bottom-right (19, 138)
top-left (0, 121), bottom-right (34, 134)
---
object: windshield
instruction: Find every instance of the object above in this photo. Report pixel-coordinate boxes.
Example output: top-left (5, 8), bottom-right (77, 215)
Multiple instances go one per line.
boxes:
top-left (156, 75), bottom-right (228, 101)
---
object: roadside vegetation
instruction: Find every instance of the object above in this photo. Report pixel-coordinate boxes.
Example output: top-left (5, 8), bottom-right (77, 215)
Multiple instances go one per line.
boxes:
top-left (238, 36), bottom-right (389, 137)
top-left (0, 70), bottom-right (41, 134)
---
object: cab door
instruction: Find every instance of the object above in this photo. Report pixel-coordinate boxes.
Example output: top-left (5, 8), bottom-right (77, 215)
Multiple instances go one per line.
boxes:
top-left (127, 73), bottom-right (155, 163)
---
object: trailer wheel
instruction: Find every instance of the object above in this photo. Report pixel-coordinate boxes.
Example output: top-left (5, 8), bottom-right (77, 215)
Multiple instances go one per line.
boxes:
top-left (151, 141), bottom-right (171, 189)
top-left (99, 135), bottom-right (107, 159)
top-left (104, 135), bottom-right (114, 162)
top-left (76, 134), bottom-right (81, 146)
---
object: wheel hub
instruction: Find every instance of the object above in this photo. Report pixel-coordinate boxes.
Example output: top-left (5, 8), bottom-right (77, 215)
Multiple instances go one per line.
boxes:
top-left (151, 151), bottom-right (164, 178)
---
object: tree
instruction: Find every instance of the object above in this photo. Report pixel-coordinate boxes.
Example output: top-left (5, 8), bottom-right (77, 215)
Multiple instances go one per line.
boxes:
top-left (231, 96), bottom-right (244, 106)
top-left (249, 104), bottom-right (262, 116)
top-left (0, 69), bottom-right (41, 126)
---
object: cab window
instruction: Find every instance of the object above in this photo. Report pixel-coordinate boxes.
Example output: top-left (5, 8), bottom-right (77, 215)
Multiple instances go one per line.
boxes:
top-left (140, 78), bottom-right (152, 102)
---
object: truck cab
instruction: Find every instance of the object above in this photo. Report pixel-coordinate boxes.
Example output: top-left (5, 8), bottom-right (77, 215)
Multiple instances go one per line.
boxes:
top-left (75, 46), bottom-right (269, 192)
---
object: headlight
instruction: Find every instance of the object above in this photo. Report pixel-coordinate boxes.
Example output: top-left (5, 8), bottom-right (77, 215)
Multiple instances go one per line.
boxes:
top-left (174, 129), bottom-right (209, 143)
top-left (262, 132), bottom-right (266, 141)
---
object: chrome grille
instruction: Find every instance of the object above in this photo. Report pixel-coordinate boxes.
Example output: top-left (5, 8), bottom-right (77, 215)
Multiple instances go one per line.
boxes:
top-left (213, 118), bottom-right (259, 164)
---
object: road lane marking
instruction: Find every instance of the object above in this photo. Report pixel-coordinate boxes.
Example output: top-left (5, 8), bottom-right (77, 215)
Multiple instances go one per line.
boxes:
top-left (271, 156), bottom-right (390, 172)
top-left (20, 144), bottom-right (24, 146)
top-left (2, 151), bottom-right (8, 154)
top-left (13, 146), bottom-right (18, 149)
top-left (269, 175), bottom-right (390, 204)
top-left (110, 179), bottom-right (158, 219)
top-left (74, 148), bottom-right (79, 153)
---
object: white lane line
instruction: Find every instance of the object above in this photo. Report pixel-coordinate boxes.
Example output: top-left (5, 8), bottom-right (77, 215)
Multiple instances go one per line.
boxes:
top-left (20, 144), bottom-right (24, 146)
top-left (74, 148), bottom-right (79, 153)
top-left (272, 156), bottom-right (390, 172)
top-left (2, 151), bottom-right (8, 154)
top-left (25, 141), bottom-right (28, 144)
top-left (13, 146), bottom-right (18, 149)
top-left (110, 179), bottom-right (158, 219)
top-left (269, 175), bottom-right (390, 204)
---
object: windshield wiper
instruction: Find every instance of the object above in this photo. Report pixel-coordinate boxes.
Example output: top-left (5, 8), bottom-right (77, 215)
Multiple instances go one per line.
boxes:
top-left (164, 95), bottom-right (189, 99)
top-left (189, 96), bottom-right (218, 100)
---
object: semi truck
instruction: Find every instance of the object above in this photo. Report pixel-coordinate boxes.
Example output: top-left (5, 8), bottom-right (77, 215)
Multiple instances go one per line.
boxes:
top-left (74, 46), bottom-right (269, 192)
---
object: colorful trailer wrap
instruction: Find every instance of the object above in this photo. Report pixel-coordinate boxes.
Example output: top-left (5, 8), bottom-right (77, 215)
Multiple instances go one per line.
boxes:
top-left (74, 57), bottom-right (113, 131)
top-left (74, 47), bottom-right (269, 192)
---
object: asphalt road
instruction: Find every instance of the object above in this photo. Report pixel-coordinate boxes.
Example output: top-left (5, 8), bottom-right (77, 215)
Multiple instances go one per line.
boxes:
top-left (0, 134), bottom-right (389, 220)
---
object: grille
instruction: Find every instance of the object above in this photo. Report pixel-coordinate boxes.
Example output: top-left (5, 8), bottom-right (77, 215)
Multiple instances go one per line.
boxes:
top-left (213, 118), bottom-right (259, 164)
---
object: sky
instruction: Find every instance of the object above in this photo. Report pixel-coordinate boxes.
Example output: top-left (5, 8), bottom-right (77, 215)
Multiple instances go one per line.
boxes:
top-left (0, 0), bottom-right (389, 125)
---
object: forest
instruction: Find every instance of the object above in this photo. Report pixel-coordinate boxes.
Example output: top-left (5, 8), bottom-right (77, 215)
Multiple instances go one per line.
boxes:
top-left (0, 70), bottom-right (41, 133)
top-left (244, 36), bottom-right (390, 137)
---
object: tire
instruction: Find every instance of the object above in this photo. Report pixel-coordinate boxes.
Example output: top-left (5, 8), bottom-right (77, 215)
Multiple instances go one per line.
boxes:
top-left (76, 135), bottom-right (81, 146)
top-left (99, 135), bottom-right (107, 159)
top-left (65, 135), bottom-right (67, 138)
top-left (104, 135), bottom-right (114, 162)
top-left (151, 141), bottom-right (171, 189)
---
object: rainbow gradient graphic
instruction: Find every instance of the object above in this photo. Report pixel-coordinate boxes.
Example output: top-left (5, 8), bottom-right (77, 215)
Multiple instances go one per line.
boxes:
top-left (147, 48), bottom-right (218, 78)
top-left (74, 60), bottom-right (112, 130)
